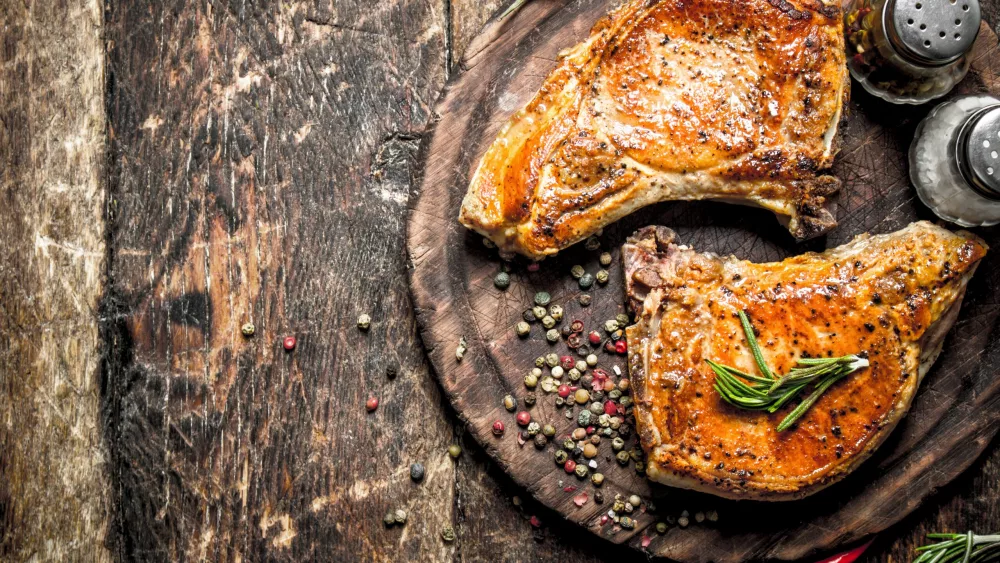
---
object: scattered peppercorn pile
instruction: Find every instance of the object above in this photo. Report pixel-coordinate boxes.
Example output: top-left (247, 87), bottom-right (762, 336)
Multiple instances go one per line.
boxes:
top-left (484, 234), bottom-right (720, 540)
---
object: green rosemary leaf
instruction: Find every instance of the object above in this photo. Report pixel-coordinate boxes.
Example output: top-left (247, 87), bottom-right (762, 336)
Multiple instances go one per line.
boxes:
top-left (913, 532), bottom-right (1000, 563)
top-left (708, 312), bottom-right (869, 431)
top-left (499, 0), bottom-right (530, 20)
top-left (738, 310), bottom-right (774, 380)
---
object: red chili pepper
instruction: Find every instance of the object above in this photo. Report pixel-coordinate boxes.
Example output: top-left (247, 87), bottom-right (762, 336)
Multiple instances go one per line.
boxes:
top-left (814, 540), bottom-right (872, 563)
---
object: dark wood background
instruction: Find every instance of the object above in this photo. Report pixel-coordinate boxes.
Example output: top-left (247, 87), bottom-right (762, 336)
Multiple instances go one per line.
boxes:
top-left (0, 0), bottom-right (997, 561)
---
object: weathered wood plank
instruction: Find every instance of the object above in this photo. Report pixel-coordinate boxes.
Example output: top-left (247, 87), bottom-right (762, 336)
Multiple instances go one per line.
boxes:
top-left (0, 0), bottom-right (110, 560)
top-left (104, 1), bottom-right (458, 559)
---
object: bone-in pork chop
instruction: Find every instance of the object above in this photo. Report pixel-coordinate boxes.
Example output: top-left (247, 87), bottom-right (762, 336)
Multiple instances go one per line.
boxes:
top-left (623, 222), bottom-right (986, 500)
top-left (459, 0), bottom-right (849, 259)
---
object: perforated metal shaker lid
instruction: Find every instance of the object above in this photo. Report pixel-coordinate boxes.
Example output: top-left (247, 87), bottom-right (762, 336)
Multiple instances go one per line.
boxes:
top-left (957, 105), bottom-right (1000, 200)
top-left (885, 0), bottom-right (981, 66)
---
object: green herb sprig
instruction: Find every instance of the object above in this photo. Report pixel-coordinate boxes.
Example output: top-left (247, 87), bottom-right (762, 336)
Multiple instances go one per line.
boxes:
top-left (708, 311), bottom-right (869, 431)
top-left (914, 532), bottom-right (1000, 563)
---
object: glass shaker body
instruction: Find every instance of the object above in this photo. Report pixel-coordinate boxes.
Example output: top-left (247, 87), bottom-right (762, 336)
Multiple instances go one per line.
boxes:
top-left (844, 0), bottom-right (980, 104)
top-left (910, 95), bottom-right (1000, 227)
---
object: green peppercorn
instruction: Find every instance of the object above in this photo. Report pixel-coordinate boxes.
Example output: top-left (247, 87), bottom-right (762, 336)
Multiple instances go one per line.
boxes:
top-left (578, 294), bottom-right (592, 307)
top-left (616, 313), bottom-right (630, 326)
top-left (591, 473), bottom-right (605, 487)
top-left (612, 499), bottom-right (625, 513)
top-left (612, 437), bottom-right (625, 451)
top-left (629, 447), bottom-right (643, 462)
top-left (562, 439), bottom-right (576, 451)
top-left (554, 397), bottom-right (565, 407)
top-left (524, 393), bottom-right (536, 407)
top-left (571, 265), bottom-right (585, 279)
top-left (596, 270), bottom-right (609, 285)
top-left (656, 522), bottom-right (668, 534)
top-left (609, 389), bottom-right (622, 400)
top-left (601, 427), bottom-right (612, 437)
top-left (554, 450), bottom-right (569, 464)
top-left (574, 464), bottom-right (588, 479)
top-left (524, 373), bottom-right (538, 389)
top-left (620, 396), bottom-right (633, 408)
top-left (620, 516), bottom-right (634, 529)
top-left (577, 410), bottom-right (592, 426)
top-left (535, 356), bottom-right (546, 368)
top-left (678, 514), bottom-right (689, 528)
top-left (448, 444), bottom-right (462, 459)
top-left (623, 502), bottom-right (634, 513)
top-left (241, 322), bottom-right (256, 337)
top-left (526, 422), bottom-right (541, 436)
top-left (594, 491), bottom-right (605, 504)
top-left (599, 252), bottom-right (612, 267)
top-left (522, 309), bottom-right (537, 323)
top-left (586, 354), bottom-right (598, 366)
top-left (516, 321), bottom-right (531, 338)
top-left (588, 402), bottom-right (602, 415)
top-left (358, 314), bottom-right (372, 331)
top-left (532, 306), bottom-right (547, 320)
top-left (579, 273), bottom-right (595, 289)
top-left (545, 353), bottom-right (559, 367)
top-left (394, 509), bottom-right (408, 525)
top-left (634, 461), bottom-right (645, 474)
top-left (628, 494), bottom-right (641, 507)
top-left (540, 376), bottom-right (556, 393)
top-left (609, 417), bottom-right (622, 430)
top-left (441, 525), bottom-right (456, 542)
top-left (551, 366), bottom-right (564, 379)
top-left (616, 451), bottom-right (631, 465)
top-left (542, 424), bottom-right (556, 438)
top-left (584, 237), bottom-right (600, 251)
top-left (604, 319), bottom-right (619, 333)
top-left (483, 237), bottom-right (496, 249)
top-left (534, 292), bottom-right (551, 306)
top-left (598, 414), bottom-right (611, 428)
top-left (494, 272), bottom-right (510, 289)
top-left (695, 511), bottom-right (705, 523)
top-left (503, 394), bottom-right (516, 412)
top-left (533, 434), bottom-right (547, 449)
top-left (549, 305), bottom-right (564, 322)
top-left (384, 511), bottom-right (397, 527)
top-left (707, 510), bottom-right (719, 522)
top-left (545, 329), bottom-right (560, 343)
top-left (567, 368), bottom-right (581, 381)
top-left (541, 315), bottom-right (556, 329)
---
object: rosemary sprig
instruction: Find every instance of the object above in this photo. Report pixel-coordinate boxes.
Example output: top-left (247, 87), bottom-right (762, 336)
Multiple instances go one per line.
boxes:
top-left (499, 0), bottom-right (531, 20)
top-left (708, 311), bottom-right (869, 431)
top-left (913, 532), bottom-right (1000, 563)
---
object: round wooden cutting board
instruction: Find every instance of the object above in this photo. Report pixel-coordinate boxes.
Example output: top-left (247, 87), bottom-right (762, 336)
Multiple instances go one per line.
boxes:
top-left (407, 2), bottom-right (1000, 561)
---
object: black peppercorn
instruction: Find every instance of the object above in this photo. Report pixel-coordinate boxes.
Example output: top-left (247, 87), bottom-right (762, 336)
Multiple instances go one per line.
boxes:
top-left (410, 463), bottom-right (425, 482)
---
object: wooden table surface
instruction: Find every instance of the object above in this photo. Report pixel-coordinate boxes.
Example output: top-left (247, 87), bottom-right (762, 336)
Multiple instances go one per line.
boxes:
top-left (0, 1), bottom-right (998, 561)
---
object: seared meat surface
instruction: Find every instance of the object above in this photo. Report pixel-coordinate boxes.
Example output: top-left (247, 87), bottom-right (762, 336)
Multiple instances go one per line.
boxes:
top-left (623, 223), bottom-right (986, 500)
top-left (460, 0), bottom-right (849, 259)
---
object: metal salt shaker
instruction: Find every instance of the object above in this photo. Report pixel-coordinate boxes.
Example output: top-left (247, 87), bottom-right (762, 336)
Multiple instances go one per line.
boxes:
top-left (910, 94), bottom-right (1000, 226)
top-left (845, 0), bottom-right (981, 104)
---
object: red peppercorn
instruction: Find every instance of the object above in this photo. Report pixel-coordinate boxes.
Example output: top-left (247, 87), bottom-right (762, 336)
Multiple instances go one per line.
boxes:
top-left (283, 336), bottom-right (296, 351)
top-left (566, 334), bottom-right (582, 350)
top-left (492, 420), bottom-right (505, 436)
top-left (615, 340), bottom-right (628, 354)
top-left (557, 384), bottom-right (572, 398)
top-left (586, 426), bottom-right (595, 435)
top-left (564, 459), bottom-right (576, 473)
top-left (604, 401), bottom-right (618, 415)
top-left (588, 331), bottom-right (602, 345)
top-left (516, 411), bottom-right (531, 426)
top-left (570, 320), bottom-right (585, 333)
top-left (529, 515), bottom-right (542, 527)
top-left (366, 397), bottom-right (379, 412)
top-left (560, 355), bottom-right (575, 370)
top-left (604, 340), bottom-right (617, 353)
top-left (527, 263), bottom-right (540, 272)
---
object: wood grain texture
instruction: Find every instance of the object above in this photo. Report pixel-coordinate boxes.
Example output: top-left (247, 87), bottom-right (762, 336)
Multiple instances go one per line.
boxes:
top-left (0, 0), bottom-right (111, 560)
top-left (409, 2), bottom-right (1000, 561)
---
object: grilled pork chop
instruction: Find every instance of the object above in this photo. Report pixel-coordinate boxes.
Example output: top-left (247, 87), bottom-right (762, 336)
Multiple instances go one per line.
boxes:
top-left (459, 0), bottom-right (849, 259)
top-left (623, 223), bottom-right (986, 500)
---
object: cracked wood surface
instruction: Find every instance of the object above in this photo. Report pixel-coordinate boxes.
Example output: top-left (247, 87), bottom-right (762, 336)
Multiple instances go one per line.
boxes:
top-left (1, 0), bottom-right (999, 561)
